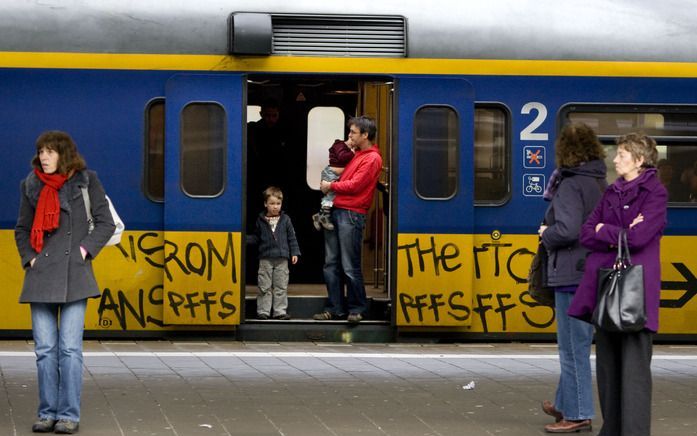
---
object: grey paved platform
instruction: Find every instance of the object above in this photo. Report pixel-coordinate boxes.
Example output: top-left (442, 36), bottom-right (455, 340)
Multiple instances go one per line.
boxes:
top-left (1, 341), bottom-right (697, 435)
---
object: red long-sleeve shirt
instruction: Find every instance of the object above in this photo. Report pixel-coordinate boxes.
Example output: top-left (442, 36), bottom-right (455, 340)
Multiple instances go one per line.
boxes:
top-left (331, 145), bottom-right (382, 214)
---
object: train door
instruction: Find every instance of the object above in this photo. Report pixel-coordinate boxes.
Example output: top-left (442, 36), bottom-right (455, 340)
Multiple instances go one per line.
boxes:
top-left (163, 74), bottom-right (244, 326)
top-left (394, 77), bottom-right (475, 327)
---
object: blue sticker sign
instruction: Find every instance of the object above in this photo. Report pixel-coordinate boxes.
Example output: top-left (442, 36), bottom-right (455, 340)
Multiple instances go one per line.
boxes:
top-left (523, 174), bottom-right (545, 197)
top-left (523, 146), bottom-right (546, 168)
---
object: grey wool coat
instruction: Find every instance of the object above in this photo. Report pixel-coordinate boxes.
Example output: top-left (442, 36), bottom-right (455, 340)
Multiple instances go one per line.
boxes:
top-left (14, 169), bottom-right (115, 303)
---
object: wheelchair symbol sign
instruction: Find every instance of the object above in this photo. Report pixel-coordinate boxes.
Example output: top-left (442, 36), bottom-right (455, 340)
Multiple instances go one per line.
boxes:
top-left (523, 174), bottom-right (545, 197)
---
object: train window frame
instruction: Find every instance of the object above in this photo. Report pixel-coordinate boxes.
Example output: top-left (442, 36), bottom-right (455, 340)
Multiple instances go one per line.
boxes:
top-left (144, 97), bottom-right (165, 203)
top-left (179, 101), bottom-right (227, 198)
top-left (560, 103), bottom-right (697, 207)
top-left (413, 104), bottom-right (459, 200)
top-left (474, 103), bottom-right (511, 206)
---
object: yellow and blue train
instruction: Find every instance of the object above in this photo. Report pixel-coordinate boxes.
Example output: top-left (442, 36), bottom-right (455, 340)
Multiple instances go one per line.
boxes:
top-left (2, 0), bottom-right (697, 340)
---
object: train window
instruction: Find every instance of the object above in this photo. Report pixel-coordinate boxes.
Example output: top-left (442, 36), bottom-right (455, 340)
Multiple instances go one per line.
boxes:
top-left (414, 106), bottom-right (458, 199)
top-left (565, 106), bottom-right (697, 204)
top-left (306, 106), bottom-right (345, 190)
top-left (475, 106), bottom-right (509, 204)
top-left (247, 105), bottom-right (261, 123)
top-left (180, 103), bottom-right (226, 197)
top-left (145, 99), bottom-right (165, 202)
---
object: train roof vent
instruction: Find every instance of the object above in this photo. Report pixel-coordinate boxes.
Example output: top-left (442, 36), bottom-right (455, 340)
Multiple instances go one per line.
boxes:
top-left (271, 14), bottom-right (406, 57)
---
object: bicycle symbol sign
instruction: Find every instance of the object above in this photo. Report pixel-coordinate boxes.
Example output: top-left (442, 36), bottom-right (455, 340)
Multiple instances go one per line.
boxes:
top-left (523, 174), bottom-right (545, 197)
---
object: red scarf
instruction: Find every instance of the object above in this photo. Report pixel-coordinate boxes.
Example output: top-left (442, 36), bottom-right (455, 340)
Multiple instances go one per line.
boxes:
top-left (30, 168), bottom-right (68, 252)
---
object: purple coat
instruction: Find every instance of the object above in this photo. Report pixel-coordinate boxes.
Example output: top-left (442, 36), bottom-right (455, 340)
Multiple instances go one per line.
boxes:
top-left (568, 168), bottom-right (667, 332)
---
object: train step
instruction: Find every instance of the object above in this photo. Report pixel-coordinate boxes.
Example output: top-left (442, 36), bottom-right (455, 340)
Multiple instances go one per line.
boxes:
top-left (243, 295), bottom-right (391, 321)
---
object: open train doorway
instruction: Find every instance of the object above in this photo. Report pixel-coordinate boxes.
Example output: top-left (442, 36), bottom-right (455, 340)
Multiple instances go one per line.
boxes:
top-left (244, 75), bottom-right (392, 322)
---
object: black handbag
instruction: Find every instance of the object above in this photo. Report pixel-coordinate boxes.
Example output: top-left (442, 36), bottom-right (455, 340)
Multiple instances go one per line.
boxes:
top-left (527, 241), bottom-right (555, 307)
top-left (592, 229), bottom-right (646, 332)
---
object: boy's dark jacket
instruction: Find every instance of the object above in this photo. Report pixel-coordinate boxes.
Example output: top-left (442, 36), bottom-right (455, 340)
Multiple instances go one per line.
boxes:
top-left (248, 212), bottom-right (301, 259)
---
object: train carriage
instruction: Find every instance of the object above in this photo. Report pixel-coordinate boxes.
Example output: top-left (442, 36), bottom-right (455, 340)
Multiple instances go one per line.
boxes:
top-left (2, 0), bottom-right (697, 340)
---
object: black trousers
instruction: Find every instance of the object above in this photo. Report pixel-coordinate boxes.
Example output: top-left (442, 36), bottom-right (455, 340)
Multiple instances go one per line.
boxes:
top-left (595, 328), bottom-right (653, 436)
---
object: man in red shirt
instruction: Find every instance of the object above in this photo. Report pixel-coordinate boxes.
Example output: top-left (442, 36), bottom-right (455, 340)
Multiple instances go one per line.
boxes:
top-left (314, 116), bottom-right (383, 323)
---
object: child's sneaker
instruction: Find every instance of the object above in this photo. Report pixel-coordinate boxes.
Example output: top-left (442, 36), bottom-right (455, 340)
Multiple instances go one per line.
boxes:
top-left (312, 213), bottom-right (322, 231)
top-left (318, 213), bottom-right (334, 231)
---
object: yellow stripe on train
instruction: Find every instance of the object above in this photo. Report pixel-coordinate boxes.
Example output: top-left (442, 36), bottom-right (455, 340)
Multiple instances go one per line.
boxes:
top-left (3, 52), bottom-right (697, 78)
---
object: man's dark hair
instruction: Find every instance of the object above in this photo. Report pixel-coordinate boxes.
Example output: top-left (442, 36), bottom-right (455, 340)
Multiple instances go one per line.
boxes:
top-left (348, 116), bottom-right (377, 141)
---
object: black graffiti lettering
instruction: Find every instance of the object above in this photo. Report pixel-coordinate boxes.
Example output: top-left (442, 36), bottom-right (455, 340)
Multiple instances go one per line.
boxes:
top-left (508, 247), bottom-right (534, 284)
top-left (167, 292), bottom-right (185, 316)
top-left (397, 237), bottom-right (463, 278)
top-left (473, 294), bottom-right (494, 333)
top-left (98, 288), bottom-right (148, 330)
top-left (185, 243), bottom-right (206, 276)
top-left (494, 294), bottom-right (516, 331)
top-left (519, 291), bottom-right (555, 328)
top-left (447, 291), bottom-right (471, 321)
top-left (138, 232), bottom-right (165, 270)
top-left (473, 246), bottom-right (487, 279)
top-left (200, 291), bottom-right (217, 322)
top-left (146, 285), bottom-right (164, 327)
top-left (428, 293), bottom-right (445, 322)
top-left (472, 243), bottom-right (513, 279)
top-left (218, 291), bottom-right (237, 319)
top-left (440, 243), bottom-right (461, 273)
top-left (166, 290), bottom-right (237, 321)
top-left (208, 232), bottom-right (237, 283)
top-left (398, 293), bottom-right (429, 322)
top-left (183, 292), bottom-right (203, 318)
top-left (163, 240), bottom-right (188, 282)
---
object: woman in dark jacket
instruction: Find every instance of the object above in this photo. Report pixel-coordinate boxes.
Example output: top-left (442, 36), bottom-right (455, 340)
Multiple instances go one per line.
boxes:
top-left (569, 132), bottom-right (667, 436)
top-left (14, 131), bottom-right (115, 434)
top-left (538, 123), bottom-right (606, 433)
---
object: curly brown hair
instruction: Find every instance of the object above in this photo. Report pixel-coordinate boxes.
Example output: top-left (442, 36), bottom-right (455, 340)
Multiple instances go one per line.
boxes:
top-left (555, 123), bottom-right (606, 168)
top-left (32, 131), bottom-right (86, 175)
top-left (616, 132), bottom-right (658, 168)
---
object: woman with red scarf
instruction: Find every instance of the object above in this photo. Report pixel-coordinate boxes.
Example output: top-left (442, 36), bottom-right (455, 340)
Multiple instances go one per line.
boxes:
top-left (14, 131), bottom-right (115, 434)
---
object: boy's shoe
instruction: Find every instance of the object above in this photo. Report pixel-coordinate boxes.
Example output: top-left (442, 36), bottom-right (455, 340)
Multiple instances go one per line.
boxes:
top-left (54, 419), bottom-right (79, 434)
top-left (31, 418), bottom-right (56, 433)
top-left (318, 213), bottom-right (334, 231)
top-left (313, 311), bottom-right (338, 320)
top-left (257, 313), bottom-right (269, 320)
top-left (347, 313), bottom-right (363, 324)
top-left (273, 313), bottom-right (291, 320)
top-left (312, 214), bottom-right (322, 231)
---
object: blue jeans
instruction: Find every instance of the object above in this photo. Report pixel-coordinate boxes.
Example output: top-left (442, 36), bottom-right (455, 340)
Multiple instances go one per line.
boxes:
top-left (322, 208), bottom-right (367, 316)
top-left (554, 291), bottom-right (595, 420)
top-left (31, 299), bottom-right (87, 422)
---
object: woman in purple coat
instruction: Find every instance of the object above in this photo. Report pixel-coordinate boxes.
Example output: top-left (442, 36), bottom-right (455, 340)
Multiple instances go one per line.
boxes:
top-left (569, 133), bottom-right (668, 436)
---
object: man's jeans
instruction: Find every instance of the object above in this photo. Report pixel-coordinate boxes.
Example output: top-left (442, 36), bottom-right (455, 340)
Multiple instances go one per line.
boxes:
top-left (322, 208), bottom-right (367, 316)
top-left (31, 299), bottom-right (87, 422)
top-left (554, 291), bottom-right (595, 420)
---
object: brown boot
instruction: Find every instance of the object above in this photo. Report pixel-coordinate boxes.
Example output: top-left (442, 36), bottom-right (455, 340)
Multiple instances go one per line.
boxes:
top-left (541, 400), bottom-right (563, 422)
top-left (544, 419), bottom-right (591, 433)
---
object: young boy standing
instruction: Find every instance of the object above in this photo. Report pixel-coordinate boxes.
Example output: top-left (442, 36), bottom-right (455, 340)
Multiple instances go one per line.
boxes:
top-left (248, 186), bottom-right (300, 320)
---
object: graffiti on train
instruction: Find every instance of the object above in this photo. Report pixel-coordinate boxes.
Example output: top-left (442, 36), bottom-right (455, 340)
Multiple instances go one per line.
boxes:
top-left (92, 231), bottom-right (242, 329)
top-left (396, 233), bottom-right (555, 330)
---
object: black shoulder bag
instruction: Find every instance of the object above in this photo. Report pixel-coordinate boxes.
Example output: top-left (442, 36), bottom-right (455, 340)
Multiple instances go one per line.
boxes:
top-left (527, 241), bottom-right (555, 307)
top-left (592, 229), bottom-right (646, 332)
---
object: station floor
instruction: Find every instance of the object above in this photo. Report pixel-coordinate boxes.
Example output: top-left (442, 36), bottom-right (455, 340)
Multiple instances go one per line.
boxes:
top-left (1, 341), bottom-right (697, 435)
